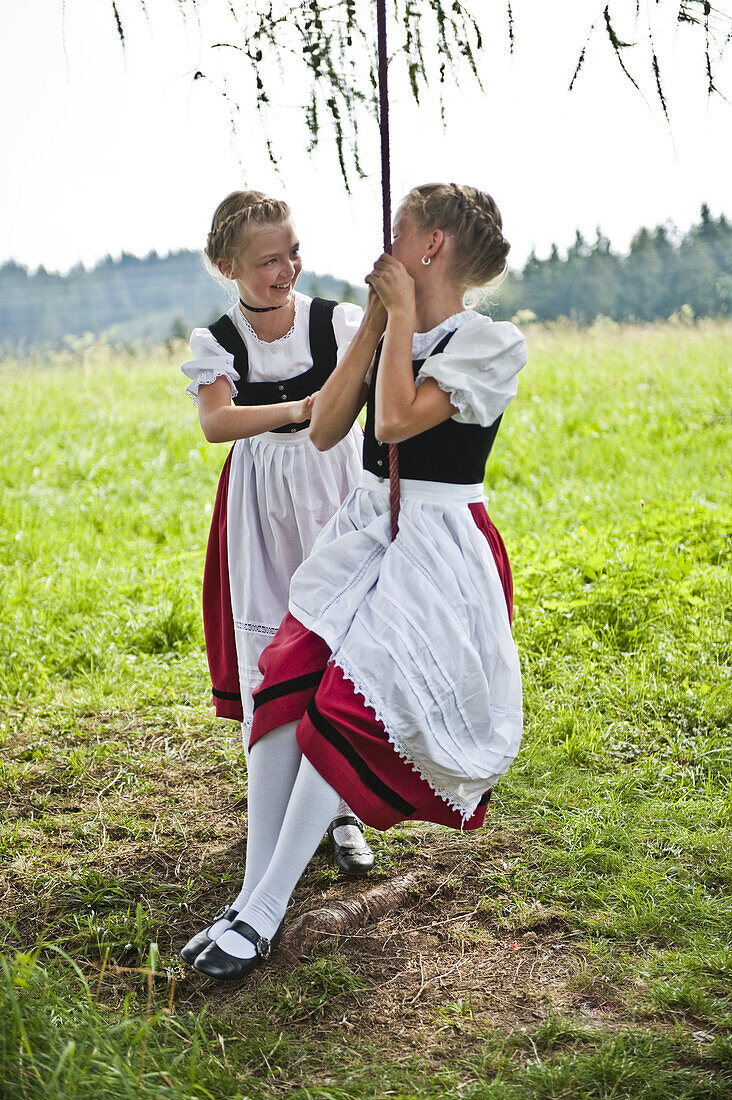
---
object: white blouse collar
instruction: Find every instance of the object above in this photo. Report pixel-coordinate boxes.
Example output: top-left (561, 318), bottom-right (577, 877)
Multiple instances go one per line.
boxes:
top-left (231, 292), bottom-right (302, 346)
top-left (412, 309), bottom-right (481, 359)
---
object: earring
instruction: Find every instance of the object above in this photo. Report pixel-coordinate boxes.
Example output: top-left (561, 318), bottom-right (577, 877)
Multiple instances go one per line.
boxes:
top-left (421, 255), bottom-right (431, 266)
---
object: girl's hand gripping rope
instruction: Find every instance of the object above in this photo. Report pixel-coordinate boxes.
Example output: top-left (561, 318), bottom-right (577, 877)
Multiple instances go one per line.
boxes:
top-left (366, 254), bottom-right (416, 323)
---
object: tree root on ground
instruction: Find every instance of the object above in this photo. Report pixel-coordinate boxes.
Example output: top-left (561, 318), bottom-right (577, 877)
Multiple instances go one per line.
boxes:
top-left (276, 873), bottom-right (420, 964)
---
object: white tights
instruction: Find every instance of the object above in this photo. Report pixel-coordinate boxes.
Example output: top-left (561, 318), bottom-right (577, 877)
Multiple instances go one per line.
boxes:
top-left (216, 722), bottom-right (341, 960)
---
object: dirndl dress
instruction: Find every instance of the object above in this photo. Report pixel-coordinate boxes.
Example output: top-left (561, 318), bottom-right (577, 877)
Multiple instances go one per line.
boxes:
top-left (251, 310), bottom-right (528, 829)
top-left (181, 292), bottom-right (364, 730)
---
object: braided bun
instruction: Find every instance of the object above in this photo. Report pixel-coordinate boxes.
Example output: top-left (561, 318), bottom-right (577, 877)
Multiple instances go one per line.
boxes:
top-left (400, 182), bottom-right (510, 290)
top-left (205, 190), bottom-right (292, 267)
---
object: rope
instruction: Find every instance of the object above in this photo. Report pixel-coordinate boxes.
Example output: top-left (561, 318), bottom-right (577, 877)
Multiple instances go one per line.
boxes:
top-left (376, 0), bottom-right (392, 257)
top-left (376, 0), bottom-right (400, 541)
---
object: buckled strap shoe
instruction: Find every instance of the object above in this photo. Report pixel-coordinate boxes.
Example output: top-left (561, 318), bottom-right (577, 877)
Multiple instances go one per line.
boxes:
top-left (192, 918), bottom-right (283, 982)
top-left (180, 906), bottom-right (238, 965)
top-left (327, 814), bottom-right (375, 876)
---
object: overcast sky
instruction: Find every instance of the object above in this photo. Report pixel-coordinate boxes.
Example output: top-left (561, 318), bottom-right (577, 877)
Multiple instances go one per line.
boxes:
top-left (1, 0), bottom-right (730, 282)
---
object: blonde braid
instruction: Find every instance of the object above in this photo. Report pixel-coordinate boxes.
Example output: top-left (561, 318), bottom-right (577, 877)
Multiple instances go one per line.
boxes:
top-left (448, 182), bottom-right (500, 232)
top-left (204, 191), bottom-right (292, 267)
top-left (401, 182), bottom-right (510, 290)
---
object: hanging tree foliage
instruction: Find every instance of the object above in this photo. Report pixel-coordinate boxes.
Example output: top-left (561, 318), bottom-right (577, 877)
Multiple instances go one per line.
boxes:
top-left (104, 0), bottom-right (730, 185)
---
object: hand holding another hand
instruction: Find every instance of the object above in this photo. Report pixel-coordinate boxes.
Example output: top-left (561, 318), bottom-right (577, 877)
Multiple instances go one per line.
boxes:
top-left (292, 394), bottom-right (316, 422)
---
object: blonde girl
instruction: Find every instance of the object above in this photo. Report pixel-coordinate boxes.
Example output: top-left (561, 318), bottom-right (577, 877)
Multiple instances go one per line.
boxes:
top-left (180, 191), bottom-right (375, 964)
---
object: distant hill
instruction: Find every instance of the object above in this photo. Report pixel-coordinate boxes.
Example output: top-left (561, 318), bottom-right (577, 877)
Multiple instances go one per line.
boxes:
top-left (0, 250), bottom-right (366, 351)
top-left (3, 204), bottom-right (730, 351)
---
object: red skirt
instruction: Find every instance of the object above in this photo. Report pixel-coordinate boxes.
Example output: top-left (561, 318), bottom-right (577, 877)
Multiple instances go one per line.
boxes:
top-left (201, 448), bottom-right (244, 722)
top-left (251, 503), bottom-right (514, 831)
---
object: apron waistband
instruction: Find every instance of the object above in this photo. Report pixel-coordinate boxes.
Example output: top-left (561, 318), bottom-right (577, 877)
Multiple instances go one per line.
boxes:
top-left (359, 469), bottom-right (485, 505)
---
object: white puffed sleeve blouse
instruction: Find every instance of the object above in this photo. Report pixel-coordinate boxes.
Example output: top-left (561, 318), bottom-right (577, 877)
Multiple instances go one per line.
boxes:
top-left (415, 311), bottom-right (526, 426)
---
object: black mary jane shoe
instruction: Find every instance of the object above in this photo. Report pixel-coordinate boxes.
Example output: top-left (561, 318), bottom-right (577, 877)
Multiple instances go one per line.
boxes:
top-left (180, 906), bottom-right (239, 965)
top-left (327, 815), bottom-right (375, 877)
top-left (192, 918), bottom-right (282, 982)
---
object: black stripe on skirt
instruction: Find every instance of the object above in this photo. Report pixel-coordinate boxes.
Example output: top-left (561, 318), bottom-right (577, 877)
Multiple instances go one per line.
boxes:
top-left (306, 697), bottom-right (417, 817)
top-left (253, 670), bottom-right (327, 711)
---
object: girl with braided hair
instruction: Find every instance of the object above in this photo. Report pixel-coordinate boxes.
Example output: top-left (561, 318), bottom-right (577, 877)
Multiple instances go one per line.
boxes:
top-left (179, 190), bottom-right (376, 967)
top-left (187, 182), bottom-right (527, 983)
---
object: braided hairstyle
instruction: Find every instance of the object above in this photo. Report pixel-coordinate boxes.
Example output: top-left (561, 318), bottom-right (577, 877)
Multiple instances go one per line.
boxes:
top-left (204, 190), bottom-right (292, 269)
top-left (400, 183), bottom-right (510, 290)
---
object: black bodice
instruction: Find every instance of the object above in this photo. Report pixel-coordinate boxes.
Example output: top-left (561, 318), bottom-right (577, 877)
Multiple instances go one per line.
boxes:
top-left (208, 298), bottom-right (338, 434)
top-left (362, 330), bottom-right (502, 485)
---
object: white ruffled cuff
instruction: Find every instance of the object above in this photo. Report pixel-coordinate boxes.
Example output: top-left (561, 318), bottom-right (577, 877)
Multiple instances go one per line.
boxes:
top-left (417, 360), bottom-right (520, 426)
top-left (181, 355), bottom-right (239, 407)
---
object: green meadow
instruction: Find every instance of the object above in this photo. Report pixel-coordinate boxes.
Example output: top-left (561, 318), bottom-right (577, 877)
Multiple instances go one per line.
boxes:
top-left (1, 321), bottom-right (730, 1099)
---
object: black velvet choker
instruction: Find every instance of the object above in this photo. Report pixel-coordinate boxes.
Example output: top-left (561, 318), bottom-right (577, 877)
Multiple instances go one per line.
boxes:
top-left (239, 298), bottom-right (285, 313)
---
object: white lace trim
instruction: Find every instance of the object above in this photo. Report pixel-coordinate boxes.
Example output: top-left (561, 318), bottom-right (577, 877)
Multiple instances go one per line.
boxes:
top-left (290, 547), bottom-right (383, 631)
top-left (184, 369), bottom-right (238, 407)
top-left (418, 373), bottom-right (473, 420)
top-left (330, 651), bottom-right (478, 824)
top-left (237, 296), bottom-right (299, 346)
top-left (233, 620), bottom-right (279, 636)
top-left (412, 309), bottom-right (478, 359)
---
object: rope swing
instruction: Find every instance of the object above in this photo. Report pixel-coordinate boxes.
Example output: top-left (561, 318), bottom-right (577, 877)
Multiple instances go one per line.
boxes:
top-left (376, 0), bottom-right (401, 542)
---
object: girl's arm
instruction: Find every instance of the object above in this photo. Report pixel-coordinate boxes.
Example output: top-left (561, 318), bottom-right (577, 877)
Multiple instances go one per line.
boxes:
top-left (196, 377), bottom-right (315, 443)
top-left (367, 256), bottom-right (457, 444)
top-left (308, 290), bottom-right (386, 451)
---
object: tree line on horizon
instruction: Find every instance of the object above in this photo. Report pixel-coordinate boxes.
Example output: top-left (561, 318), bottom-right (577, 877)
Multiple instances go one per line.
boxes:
top-left (1, 204), bottom-right (729, 351)
top-left (0, 251), bottom-right (361, 350)
top-left (492, 204), bottom-right (731, 325)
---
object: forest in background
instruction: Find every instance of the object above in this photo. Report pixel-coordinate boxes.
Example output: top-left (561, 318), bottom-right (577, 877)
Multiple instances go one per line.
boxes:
top-left (496, 204), bottom-right (732, 325)
top-left (1, 204), bottom-right (730, 350)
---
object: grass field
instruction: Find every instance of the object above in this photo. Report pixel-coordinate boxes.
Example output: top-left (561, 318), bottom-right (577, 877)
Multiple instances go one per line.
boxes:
top-left (1, 321), bottom-right (730, 1099)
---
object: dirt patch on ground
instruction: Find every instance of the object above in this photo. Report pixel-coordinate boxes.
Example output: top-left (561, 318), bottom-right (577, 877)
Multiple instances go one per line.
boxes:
top-left (171, 832), bottom-right (623, 1054)
top-left (2, 711), bottom-right (627, 1057)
